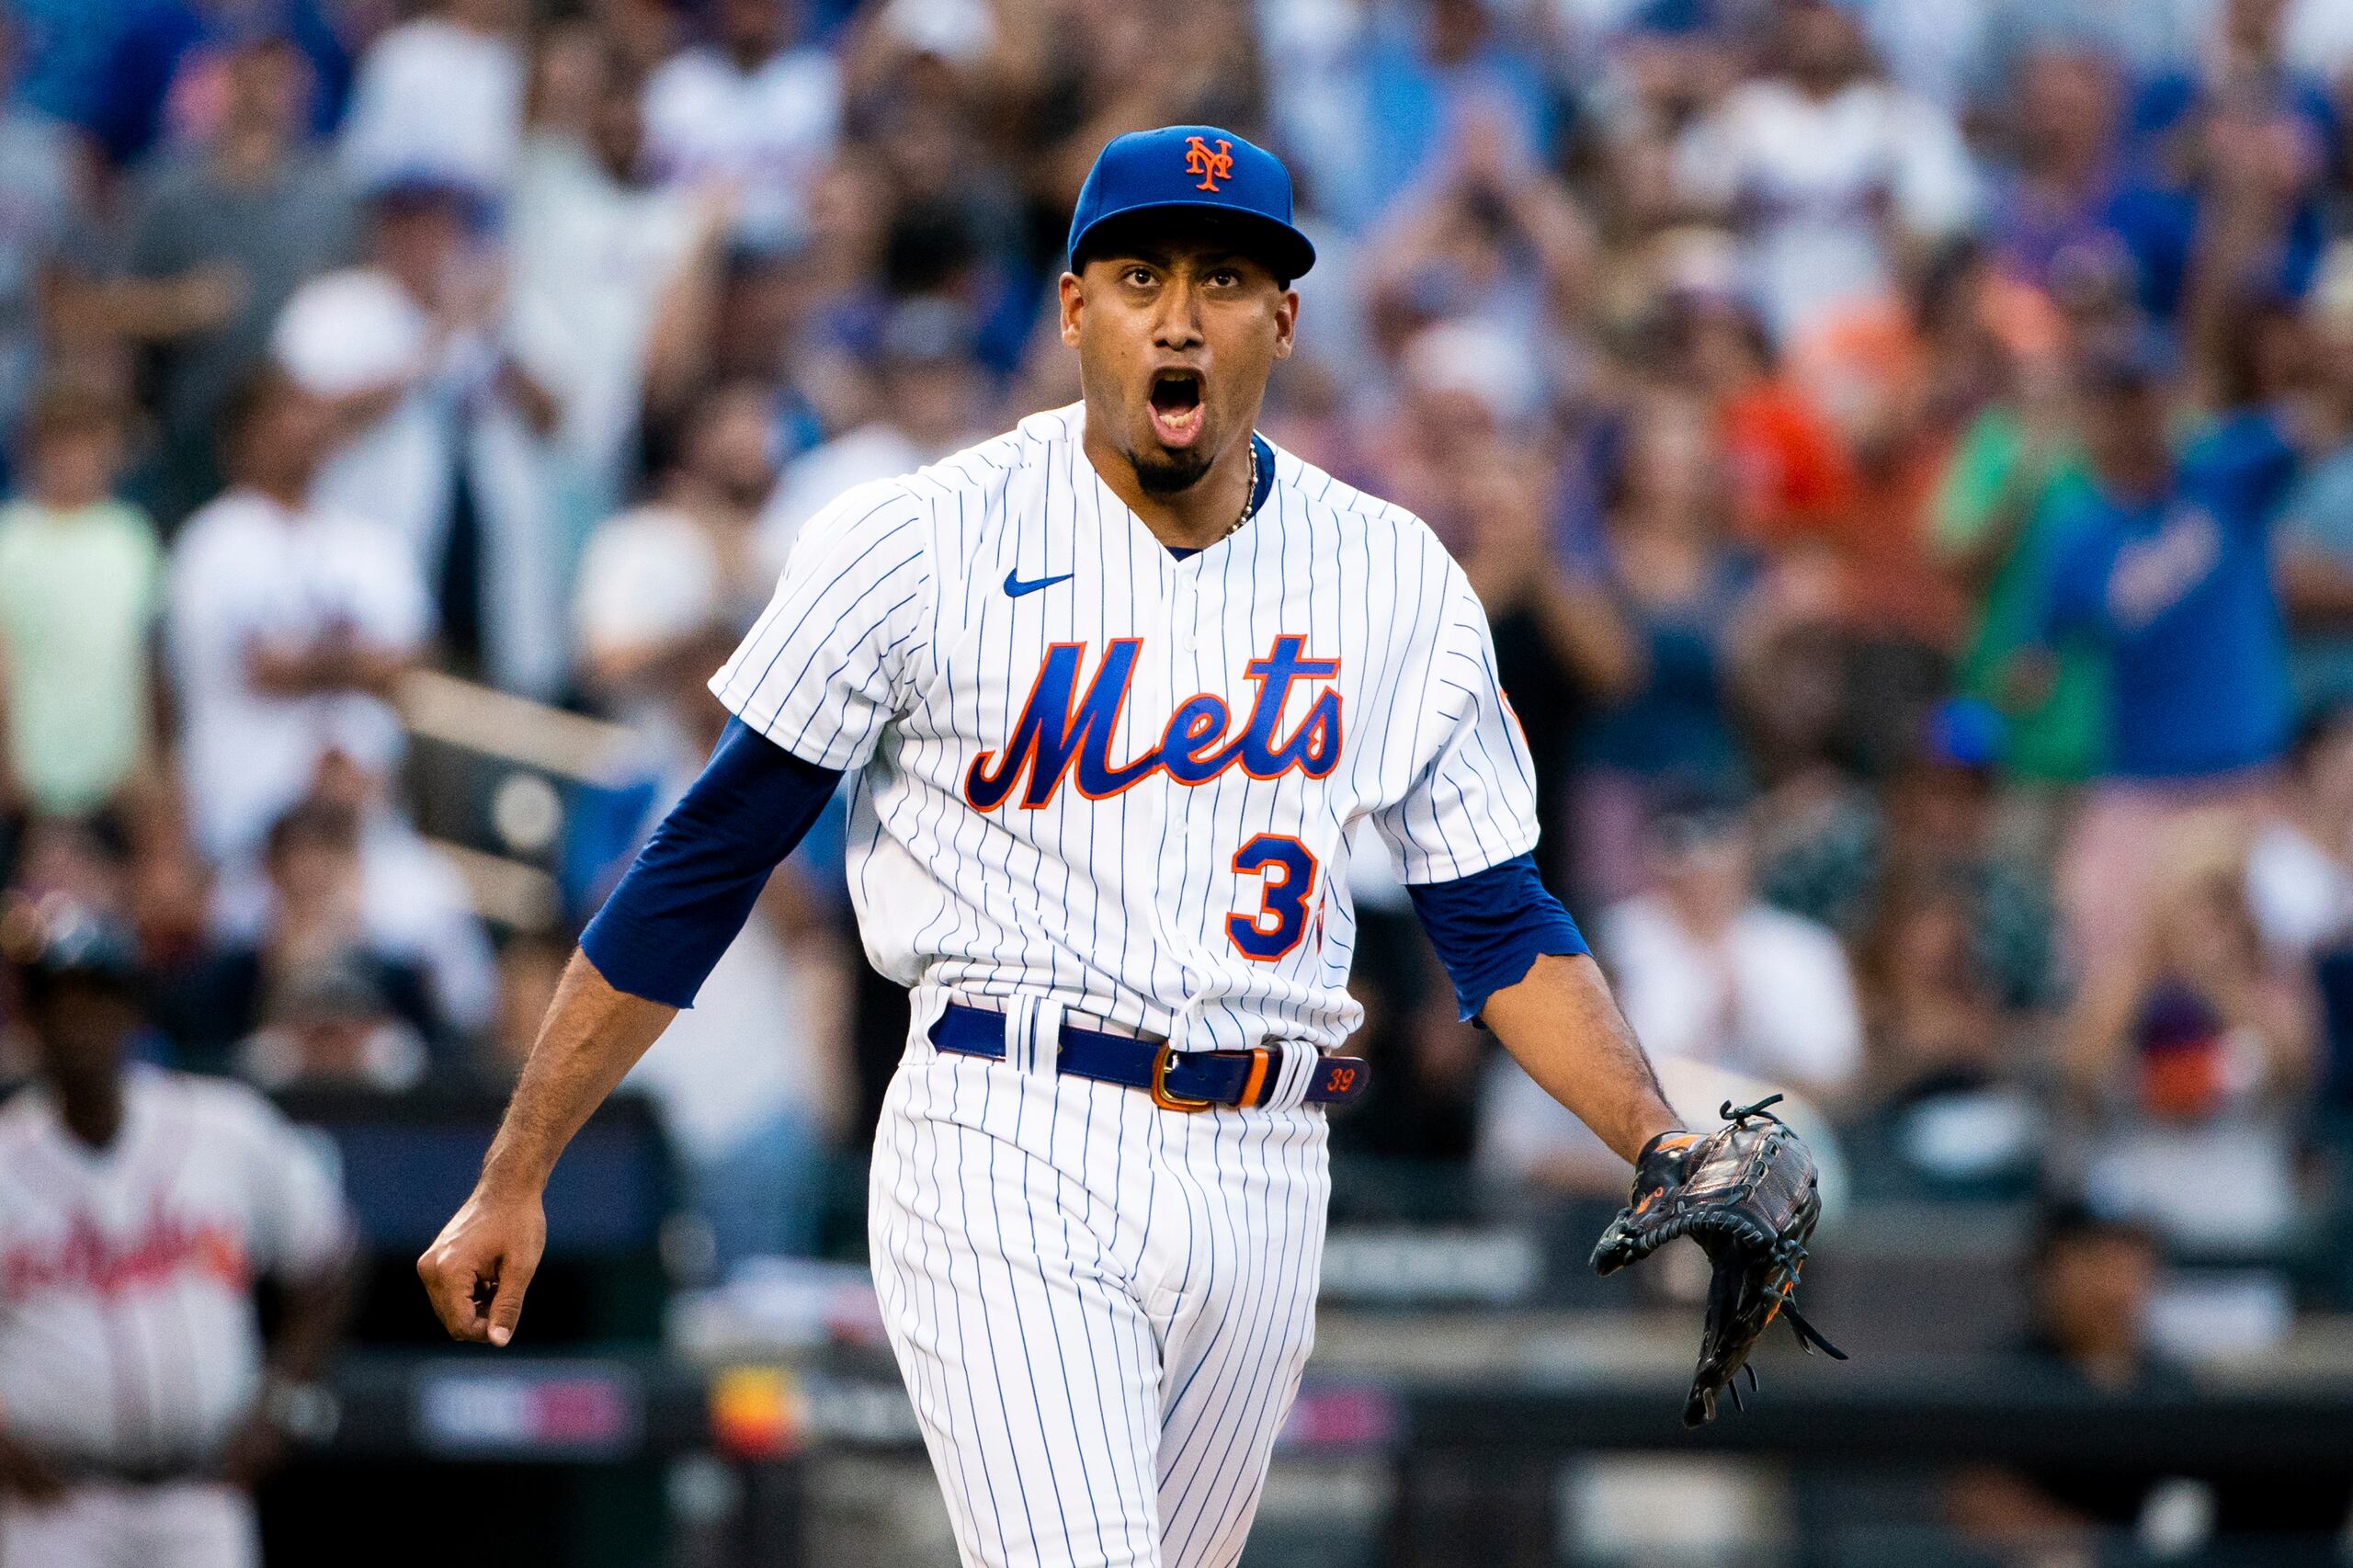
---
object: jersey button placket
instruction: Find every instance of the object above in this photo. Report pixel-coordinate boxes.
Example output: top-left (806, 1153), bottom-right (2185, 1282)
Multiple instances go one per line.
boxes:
top-left (1174, 561), bottom-right (1201, 654)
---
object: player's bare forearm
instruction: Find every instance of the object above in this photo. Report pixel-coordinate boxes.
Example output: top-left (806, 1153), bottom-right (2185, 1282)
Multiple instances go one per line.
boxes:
top-left (418, 951), bottom-right (674, 1343)
top-left (1480, 952), bottom-right (1681, 1165)
top-left (479, 950), bottom-right (676, 1195)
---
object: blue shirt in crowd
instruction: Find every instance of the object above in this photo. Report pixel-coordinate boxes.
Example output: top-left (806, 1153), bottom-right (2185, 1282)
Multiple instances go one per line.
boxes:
top-left (2037, 428), bottom-right (2294, 781)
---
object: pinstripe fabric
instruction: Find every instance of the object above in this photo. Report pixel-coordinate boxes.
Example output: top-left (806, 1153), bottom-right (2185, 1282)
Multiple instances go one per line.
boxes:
top-left (871, 1040), bottom-right (1329, 1568)
top-left (713, 403), bottom-right (1534, 1564)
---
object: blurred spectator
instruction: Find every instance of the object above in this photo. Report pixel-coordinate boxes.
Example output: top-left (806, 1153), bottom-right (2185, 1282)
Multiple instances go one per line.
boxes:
top-left (1360, 108), bottom-right (1594, 386)
top-left (1569, 392), bottom-right (1750, 903)
top-left (1979, 44), bottom-right (2129, 300)
top-left (2066, 816), bottom-right (2313, 1248)
top-left (1875, 701), bottom-right (2060, 1012)
top-left (2130, 0), bottom-right (2339, 177)
top-left (165, 369), bottom-right (426, 867)
top-left (2107, 0), bottom-right (2336, 331)
top-left (1364, 316), bottom-right (1548, 528)
top-left (155, 797), bottom-right (445, 1074)
top-left (1672, 0), bottom-right (1977, 341)
top-left (337, 0), bottom-right (527, 198)
top-left (3, 812), bottom-right (138, 933)
top-left (642, 0), bottom-right (842, 249)
top-left (1454, 439), bottom-right (1635, 877)
top-left (1666, 284), bottom-right (1856, 552)
top-left (759, 295), bottom-right (995, 561)
top-left (208, 755), bottom-right (498, 1047)
top-left (1949, 1202), bottom-right (2182, 1541)
top-left (2036, 329), bottom-right (2294, 991)
top-left (578, 380), bottom-right (779, 775)
top-left (1767, 698), bottom-right (2058, 1004)
top-left (1787, 239), bottom-right (2023, 648)
top-left (506, 37), bottom-right (718, 551)
top-left (272, 174), bottom-right (563, 698)
top-left (57, 18), bottom-right (356, 528)
top-left (1593, 790), bottom-right (1863, 1105)
top-left (234, 949), bottom-right (431, 1092)
top-left (1932, 302), bottom-right (2102, 789)
top-left (0, 383), bottom-right (163, 821)
top-left (2273, 249), bottom-right (2353, 714)
top-left (1296, 0), bottom-right (1550, 234)
top-left (0, 900), bottom-right (352, 1568)
top-left (0, 9), bottom-right (77, 463)
top-left (74, 0), bottom-right (352, 171)
top-left (2244, 705), bottom-right (2353, 960)
top-left (574, 376), bottom-right (847, 1268)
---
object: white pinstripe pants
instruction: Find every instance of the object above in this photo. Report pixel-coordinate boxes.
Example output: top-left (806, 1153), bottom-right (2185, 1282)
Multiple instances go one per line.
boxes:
top-left (869, 1027), bottom-right (1331, 1568)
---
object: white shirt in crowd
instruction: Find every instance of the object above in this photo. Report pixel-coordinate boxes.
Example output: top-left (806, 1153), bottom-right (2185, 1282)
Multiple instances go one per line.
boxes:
top-left (506, 133), bottom-right (702, 518)
top-left (624, 904), bottom-right (828, 1163)
top-left (338, 16), bottom-right (526, 194)
top-left (0, 1067), bottom-right (350, 1466)
top-left (273, 267), bottom-right (567, 699)
top-left (1673, 76), bottom-right (1977, 338)
top-left (1593, 891), bottom-right (1865, 1095)
top-left (574, 503), bottom-right (769, 770)
top-left (167, 488), bottom-right (429, 864)
top-left (641, 42), bottom-right (841, 243)
top-left (575, 505), bottom-right (749, 676)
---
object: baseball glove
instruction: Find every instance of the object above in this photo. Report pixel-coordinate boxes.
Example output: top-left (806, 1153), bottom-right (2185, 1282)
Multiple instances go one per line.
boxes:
top-left (1590, 1096), bottom-right (1846, 1426)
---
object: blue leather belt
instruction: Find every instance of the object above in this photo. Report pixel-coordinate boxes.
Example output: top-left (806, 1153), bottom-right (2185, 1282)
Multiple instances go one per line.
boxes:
top-left (928, 1003), bottom-right (1370, 1110)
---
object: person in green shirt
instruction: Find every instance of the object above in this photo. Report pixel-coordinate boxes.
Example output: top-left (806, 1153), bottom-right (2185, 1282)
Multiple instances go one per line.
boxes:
top-left (0, 384), bottom-right (164, 820)
top-left (1933, 372), bottom-right (2106, 785)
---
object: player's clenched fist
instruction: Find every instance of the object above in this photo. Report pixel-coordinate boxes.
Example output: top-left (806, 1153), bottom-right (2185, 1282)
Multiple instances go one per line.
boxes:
top-left (417, 1185), bottom-right (545, 1346)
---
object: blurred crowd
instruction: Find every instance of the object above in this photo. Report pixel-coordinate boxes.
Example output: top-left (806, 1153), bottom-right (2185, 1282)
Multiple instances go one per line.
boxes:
top-left (1, 0), bottom-right (2352, 1286)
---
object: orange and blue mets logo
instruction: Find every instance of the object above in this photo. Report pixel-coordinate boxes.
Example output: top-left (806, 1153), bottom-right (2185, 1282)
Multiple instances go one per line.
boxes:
top-left (964, 635), bottom-right (1342, 812)
top-left (1184, 136), bottom-right (1234, 192)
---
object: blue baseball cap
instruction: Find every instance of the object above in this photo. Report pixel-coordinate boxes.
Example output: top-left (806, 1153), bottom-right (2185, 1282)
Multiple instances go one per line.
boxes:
top-left (1067, 125), bottom-right (1315, 283)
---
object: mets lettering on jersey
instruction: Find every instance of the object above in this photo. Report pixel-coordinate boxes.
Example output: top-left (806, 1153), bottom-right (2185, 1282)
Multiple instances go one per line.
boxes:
top-left (710, 403), bottom-right (1538, 1566)
top-left (961, 635), bottom-right (1342, 811)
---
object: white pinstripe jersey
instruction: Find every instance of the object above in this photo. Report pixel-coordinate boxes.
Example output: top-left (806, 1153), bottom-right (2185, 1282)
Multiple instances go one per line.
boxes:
top-left (712, 403), bottom-right (1540, 1056)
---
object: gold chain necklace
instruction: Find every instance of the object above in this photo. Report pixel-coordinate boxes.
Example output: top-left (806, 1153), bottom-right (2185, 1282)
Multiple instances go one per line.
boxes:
top-left (1219, 439), bottom-right (1259, 543)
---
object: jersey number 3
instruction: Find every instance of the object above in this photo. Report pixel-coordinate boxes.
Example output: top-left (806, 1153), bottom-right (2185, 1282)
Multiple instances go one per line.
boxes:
top-left (1227, 835), bottom-right (1318, 961)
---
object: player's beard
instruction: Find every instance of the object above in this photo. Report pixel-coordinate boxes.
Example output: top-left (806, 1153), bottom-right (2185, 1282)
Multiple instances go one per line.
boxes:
top-left (1131, 437), bottom-right (1216, 494)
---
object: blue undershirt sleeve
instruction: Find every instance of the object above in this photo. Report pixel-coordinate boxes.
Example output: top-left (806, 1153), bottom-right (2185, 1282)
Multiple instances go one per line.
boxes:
top-left (579, 719), bottom-right (844, 1008)
top-left (1404, 852), bottom-right (1590, 1022)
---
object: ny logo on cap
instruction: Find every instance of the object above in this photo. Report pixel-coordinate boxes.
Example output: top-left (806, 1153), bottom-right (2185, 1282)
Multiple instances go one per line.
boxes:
top-left (1184, 136), bottom-right (1234, 192)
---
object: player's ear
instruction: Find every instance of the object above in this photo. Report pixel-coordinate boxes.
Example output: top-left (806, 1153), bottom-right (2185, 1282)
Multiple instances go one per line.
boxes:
top-left (1272, 289), bottom-right (1299, 361)
top-left (1058, 271), bottom-right (1085, 348)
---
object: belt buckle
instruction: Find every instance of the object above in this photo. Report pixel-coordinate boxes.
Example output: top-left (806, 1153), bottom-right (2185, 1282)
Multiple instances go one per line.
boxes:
top-left (1149, 1043), bottom-right (1215, 1112)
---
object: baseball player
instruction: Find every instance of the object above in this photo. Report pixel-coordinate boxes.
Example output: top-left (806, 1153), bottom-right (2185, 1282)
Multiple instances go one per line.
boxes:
top-left (421, 126), bottom-right (1703, 1565)
top-left (0, 903), bottom-right (353, 1568)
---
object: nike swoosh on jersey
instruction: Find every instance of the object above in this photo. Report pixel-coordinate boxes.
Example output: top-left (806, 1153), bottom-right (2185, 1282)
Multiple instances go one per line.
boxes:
top-left (1004, 569), bottom-right (1075, 598)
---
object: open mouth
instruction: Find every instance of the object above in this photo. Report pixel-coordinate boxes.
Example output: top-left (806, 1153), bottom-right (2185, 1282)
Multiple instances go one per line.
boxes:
top-left (1147, 368), bottom-right (1207, 448)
